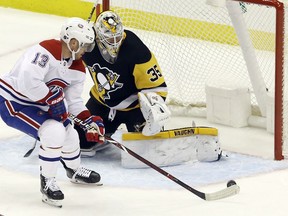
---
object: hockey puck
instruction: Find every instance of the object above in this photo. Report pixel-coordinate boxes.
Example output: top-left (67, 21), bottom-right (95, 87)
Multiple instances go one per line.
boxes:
top-left (227, 180), bottom-right (237, 187)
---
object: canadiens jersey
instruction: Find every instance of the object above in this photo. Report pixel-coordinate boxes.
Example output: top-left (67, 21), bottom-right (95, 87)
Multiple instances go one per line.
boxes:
top-left (83, 30), bottom-right (168, 111)
top-left (0, 39), bottom-right (88, 116)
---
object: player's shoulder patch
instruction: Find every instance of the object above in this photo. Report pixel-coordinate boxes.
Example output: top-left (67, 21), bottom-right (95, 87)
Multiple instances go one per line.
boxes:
top-left (39, 39), bottom-right (61, 60)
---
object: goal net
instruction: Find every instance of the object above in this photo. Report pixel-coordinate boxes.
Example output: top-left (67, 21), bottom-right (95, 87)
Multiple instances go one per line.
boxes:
top-left (99, 0), bottom-right (288, 160)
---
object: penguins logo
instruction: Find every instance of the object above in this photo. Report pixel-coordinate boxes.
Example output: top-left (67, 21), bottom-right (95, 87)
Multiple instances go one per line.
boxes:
top-left (89, 64), bottom-right (123, 100)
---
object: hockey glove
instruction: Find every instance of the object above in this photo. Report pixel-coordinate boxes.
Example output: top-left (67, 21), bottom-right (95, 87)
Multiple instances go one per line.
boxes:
top-left (45, 89), bottom-right (68, 122)
top-left (81, 115), bottom-right (105, 143)
top-left (139, 92), bottom-right (171, 136)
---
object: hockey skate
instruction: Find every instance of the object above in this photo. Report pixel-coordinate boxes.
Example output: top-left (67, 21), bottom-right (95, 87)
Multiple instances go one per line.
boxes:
top-left (66, 166), bottom-right (102, 185)
top-left (40, 174), bottom-right (64, 208)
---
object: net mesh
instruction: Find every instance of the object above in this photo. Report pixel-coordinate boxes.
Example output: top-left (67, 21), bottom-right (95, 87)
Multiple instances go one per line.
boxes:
top-left (107, 0), bottom-right (288, 158)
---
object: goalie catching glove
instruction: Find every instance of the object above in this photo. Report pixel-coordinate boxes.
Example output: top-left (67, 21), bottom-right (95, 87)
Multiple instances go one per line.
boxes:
top-left (139, 92), bottom-right (171, 136)
top-left (77, 114), bottom-right (105, 143)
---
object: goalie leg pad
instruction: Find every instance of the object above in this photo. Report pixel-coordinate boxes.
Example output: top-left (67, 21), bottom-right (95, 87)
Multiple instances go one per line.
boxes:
top-left (196, 136), bottom-right (222, 162)
top-left (138, 92), bottom-right (171, 136)
top-left (118, 129), bottom-right (222, 168)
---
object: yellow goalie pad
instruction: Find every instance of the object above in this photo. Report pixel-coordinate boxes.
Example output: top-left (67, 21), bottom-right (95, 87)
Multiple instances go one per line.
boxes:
top-left (122, 127), bottom-right (218, 140)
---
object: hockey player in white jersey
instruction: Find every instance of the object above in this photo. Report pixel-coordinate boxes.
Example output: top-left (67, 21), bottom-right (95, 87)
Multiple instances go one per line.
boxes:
top-left (0, 17), bottom-right (105, 207)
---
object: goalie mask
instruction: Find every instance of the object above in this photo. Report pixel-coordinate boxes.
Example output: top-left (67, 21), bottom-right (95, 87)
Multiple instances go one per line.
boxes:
top-left (94, 11), bottom-right (125, 64)
top-left (60, 17), bottom-right (95, 60)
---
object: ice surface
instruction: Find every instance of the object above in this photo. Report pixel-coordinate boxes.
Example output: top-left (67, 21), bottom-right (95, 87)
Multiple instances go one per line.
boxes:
top-left (1, 7), bottom-right (288, 216)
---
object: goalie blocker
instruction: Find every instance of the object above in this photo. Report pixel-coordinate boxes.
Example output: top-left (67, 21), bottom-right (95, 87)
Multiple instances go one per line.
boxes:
top-left (118, 126), bottom-right (223, 168)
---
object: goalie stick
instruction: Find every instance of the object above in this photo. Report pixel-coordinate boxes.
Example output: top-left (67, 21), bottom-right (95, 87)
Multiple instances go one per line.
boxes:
top-left (87, 0), bottom-right (99, 22)
top-left (69, 113), bottom-right (240, 201)
top-left (87, 0), bottom-right (101, 24)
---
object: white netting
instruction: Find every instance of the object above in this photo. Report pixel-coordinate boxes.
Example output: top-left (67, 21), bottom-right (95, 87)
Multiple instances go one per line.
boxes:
top-left (108, 0), bottom-right (288, 158)
top-left (110, 0), bottom-right (275, 113)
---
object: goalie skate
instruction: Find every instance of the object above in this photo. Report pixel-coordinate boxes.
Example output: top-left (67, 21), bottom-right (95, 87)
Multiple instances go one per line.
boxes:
top-left (40, 174), bottom-right (64, 208)
top-left (80, 141), bottom-right (111, 157)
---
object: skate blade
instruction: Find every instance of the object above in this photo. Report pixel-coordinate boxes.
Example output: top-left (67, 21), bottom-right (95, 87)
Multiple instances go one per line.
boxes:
top-left (42, 194), bottom-right (63, 208)
top-left (70, 179), bottom-right (103, 186)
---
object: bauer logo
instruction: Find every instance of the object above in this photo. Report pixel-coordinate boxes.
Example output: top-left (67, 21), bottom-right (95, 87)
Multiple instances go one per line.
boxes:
top-left (174, 128), bottom-right (195, 137)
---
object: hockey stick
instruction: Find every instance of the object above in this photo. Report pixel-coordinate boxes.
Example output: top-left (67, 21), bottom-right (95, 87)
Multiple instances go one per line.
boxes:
top-left (106, 137), bottom-right (239, 201)
top-left (87, 0), bottom-right (100, 23)
top-left (69, 113), bottom-right (240, 201)
top-left (23, 139), bottom-right (37, 157)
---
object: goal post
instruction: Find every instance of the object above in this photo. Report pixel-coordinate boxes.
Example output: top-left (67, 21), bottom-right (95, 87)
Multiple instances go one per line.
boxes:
top-left (98, 0), bottom-right (287, 160)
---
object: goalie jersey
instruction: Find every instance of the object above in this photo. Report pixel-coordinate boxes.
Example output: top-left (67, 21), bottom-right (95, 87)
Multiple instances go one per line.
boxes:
top-left (83, 30), bottom-right (168, 111)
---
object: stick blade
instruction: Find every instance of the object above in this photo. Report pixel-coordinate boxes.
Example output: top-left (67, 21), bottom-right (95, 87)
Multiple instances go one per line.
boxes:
top-left (23, 140), bottom-right (37, 157)
top-left (23, 148), bottom-right (34, 157)
top-left (205, 184), bottom-right (240, 201)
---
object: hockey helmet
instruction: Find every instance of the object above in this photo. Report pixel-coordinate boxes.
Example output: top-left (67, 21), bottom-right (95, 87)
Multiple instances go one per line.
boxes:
top-left (60, 17), bottom-right (95, 59)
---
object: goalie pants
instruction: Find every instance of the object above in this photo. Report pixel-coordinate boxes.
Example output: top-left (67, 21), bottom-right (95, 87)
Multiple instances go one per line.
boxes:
top-left (74, 96), bottom-right (146, 149)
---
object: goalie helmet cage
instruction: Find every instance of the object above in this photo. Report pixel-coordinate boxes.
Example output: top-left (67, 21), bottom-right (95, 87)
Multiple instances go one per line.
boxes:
top-left (99, 0), bottom-right (287, 160)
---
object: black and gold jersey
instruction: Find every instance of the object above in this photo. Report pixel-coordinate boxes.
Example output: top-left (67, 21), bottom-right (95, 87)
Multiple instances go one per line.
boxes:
top-left (82, 30), bottom-right (167, 111)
